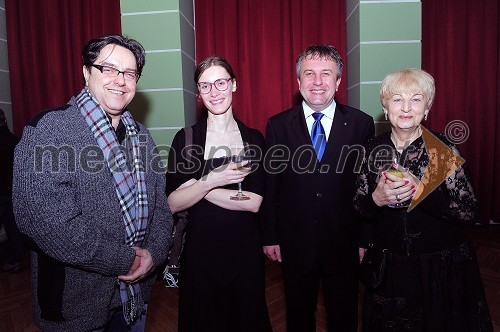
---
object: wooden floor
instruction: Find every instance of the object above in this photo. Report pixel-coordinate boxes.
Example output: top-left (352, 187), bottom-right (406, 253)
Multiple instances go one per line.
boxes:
top-left (1, 225), bottom-right (500, 332)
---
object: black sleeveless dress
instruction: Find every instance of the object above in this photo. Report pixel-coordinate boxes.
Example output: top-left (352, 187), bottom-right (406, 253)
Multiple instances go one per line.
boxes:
top-left (166, 119), bottom-right (272, 332)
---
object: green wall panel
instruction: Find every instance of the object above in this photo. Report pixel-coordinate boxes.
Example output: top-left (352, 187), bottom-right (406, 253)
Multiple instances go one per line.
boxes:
top-left (360, 3), bottom-right (421, 41)
top-left (128, 90), bottom-right (186, 128)
top-left (150, 129), bottom-right (178, 155)
top-left (126, 91), bottom-right (154, 125)
top-left (0, 71), bottom-right (10, 101)
top-left (181, 52), bottom-right (196, 93)
top-left (346, 0), bottom-right (359, 20)
top-left (346, 0), bottom-right (421, 132)
top-left (360, 43), bottom-right (421, 82)
top-left (121, 0), bottom-right (195, 141)
top-left (346, 46), bottom-right (361, 89)
top-left (346, 6), bottom-right (360, 54)
top-left (0, 4), bottom-right (10, 129)
top-left (183, 91), bottom-right (197, 126)
top-left (138, 52), bottom-right (183, 89)
top-left (0, 8), bottom-right (6, 40)
top-left (179, 0), bottom-right (194, 27)
top-left (180, 12), bottom-right (195, 59)
top-left (360, 83), bottom-right (383, 120)
top-left (347, 84), bottom-right (361, 110)
top-left (121, 0), bottom-right (179, 13)
top-left (121, 13), bottom-right (180, 51)
top-left (0, 41), bottom-right (8, 71)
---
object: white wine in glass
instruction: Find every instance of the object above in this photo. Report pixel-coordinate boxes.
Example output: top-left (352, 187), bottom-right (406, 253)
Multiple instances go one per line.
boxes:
top-left (386, 153), bottom-right (411, 209)
top-left (230, 143), bottom-right (251, 201)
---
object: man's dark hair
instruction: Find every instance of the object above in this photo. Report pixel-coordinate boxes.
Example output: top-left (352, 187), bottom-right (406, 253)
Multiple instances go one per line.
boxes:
top-left (82, 34), bottom-right (146, 79)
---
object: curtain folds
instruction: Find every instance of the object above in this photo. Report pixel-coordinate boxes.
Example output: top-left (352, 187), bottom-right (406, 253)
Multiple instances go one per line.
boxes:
top-left (422, 0), bottom-right (500, 223)
top-left (6, 0), bottom-right (497, 223)
top-left (6, 0), bottom-right (121, 135)
top-left (195, 0), bottom-right (347, 134)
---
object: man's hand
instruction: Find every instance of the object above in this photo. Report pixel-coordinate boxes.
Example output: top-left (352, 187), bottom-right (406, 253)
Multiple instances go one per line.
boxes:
top-left (263, 245), bottom-right (282, 262)
top-left (118, 247), bottom-right (154, 283)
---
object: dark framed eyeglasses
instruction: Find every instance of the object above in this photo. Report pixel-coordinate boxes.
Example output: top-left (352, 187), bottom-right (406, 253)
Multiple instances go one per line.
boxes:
top-left (91, 64), bottom-right (140, 82)
top-left (197, 78), bottom-right (232, 94)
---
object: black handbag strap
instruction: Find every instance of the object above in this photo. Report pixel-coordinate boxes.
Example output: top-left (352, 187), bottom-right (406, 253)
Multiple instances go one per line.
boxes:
top-left (167, 126), bottom-right (193, 267)
top-left (174, 126), bottom-right (192, 221)
top-left (176, 126), bottom-right (192, 219)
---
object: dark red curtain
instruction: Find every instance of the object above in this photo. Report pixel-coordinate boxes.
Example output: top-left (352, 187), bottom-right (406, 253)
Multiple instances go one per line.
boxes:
top-left (422, 0), bottom-right (500, 224)
top-left (6, 0), bottom-right (121, 135)
top-left (195, 0), bottom-right (347, 134)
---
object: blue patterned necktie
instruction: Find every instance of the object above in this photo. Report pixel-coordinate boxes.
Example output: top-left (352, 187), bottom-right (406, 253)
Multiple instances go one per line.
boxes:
top-left (311, 112), bottom-right (326, 161)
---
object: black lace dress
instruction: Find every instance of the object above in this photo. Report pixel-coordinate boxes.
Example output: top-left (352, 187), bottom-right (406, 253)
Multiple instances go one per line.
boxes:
top-left (354, 131), bottom-right (493, 332)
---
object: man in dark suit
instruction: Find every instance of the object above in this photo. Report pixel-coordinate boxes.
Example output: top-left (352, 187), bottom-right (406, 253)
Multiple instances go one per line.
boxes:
top-left (262, 45), bottom-right (375, 331)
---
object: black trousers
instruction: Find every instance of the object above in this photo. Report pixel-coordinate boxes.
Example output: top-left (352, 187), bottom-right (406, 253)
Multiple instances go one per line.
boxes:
top-left (281, 259), bottom-right (359, 332)
top-left (0, 196), bottom-right (25, 264)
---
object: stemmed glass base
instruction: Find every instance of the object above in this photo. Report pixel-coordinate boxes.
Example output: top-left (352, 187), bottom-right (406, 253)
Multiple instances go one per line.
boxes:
top-left (230, 194), bottom-right (251, 201)
top-left (230, 184), bottom-right (250, 200)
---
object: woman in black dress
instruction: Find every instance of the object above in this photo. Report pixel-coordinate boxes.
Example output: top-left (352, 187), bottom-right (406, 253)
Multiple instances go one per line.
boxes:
top-left (166, 56), bottom-right (272, 332)
top-left (354, 68), bottom-right (492, 331)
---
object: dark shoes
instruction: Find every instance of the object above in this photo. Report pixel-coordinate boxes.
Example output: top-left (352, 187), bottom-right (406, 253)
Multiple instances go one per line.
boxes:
top-left (0, 262), bottom-right (21, 273)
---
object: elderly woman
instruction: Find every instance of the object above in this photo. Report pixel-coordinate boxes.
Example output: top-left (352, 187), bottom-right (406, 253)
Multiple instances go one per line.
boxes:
top-left (354, 68), bottom-right (493, 331)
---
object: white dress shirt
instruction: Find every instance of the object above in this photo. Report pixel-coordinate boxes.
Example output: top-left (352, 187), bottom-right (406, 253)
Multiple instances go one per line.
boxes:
top-left (303, 101), bottom-right (336, 142)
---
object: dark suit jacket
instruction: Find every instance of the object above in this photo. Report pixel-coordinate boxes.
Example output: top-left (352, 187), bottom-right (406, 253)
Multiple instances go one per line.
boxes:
top-left (262, 103), bottom-right (375, 274)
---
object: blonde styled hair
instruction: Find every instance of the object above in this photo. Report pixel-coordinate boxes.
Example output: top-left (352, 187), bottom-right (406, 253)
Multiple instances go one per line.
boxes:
top-left (380, 68), bottom-right (435, 109)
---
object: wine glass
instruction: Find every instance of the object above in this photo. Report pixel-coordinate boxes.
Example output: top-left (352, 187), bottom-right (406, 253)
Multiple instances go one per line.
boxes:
top-left (230, 142), bottom-right (252, 201)
top-left (382, 148), bottom-right (411, 209)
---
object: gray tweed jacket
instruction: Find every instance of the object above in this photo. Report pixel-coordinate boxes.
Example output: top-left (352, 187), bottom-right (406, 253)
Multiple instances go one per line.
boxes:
top-left (12, 96), bottom-right (173, 331)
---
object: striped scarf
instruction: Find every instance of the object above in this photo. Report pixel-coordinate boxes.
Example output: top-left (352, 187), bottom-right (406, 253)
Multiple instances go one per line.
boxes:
top-left (76, 87), bottom-right (148, 324)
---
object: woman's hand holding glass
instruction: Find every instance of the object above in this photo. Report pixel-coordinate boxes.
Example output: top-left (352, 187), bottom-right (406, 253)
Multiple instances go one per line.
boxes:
top-left (372, 164), bottom-right (418, 208)
top-left (202, 159), bottom-right (250, 191)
